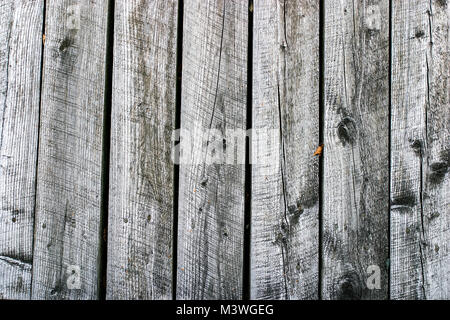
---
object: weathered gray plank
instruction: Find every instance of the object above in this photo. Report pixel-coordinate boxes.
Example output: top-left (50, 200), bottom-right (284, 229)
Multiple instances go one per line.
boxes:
top-left (322, 1), bottom-right (390, 299)
top-left (176, 0), bottom-right (247, 299)
top-left (31, 0), bottom-right (109, 299)
top-left (391, 0), bottom-right (449, 299)
top-left (251, 0), bottom-right (319, 299)
top-left (0, 0), bottom-right (44, 300)
top-left (106, 0), bottom-right (177, 300)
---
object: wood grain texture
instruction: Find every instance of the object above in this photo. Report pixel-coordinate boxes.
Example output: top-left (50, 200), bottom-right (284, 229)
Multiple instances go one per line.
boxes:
top-left (31, 0), bottom-right (109, 300)
top-left (251, 0), bottom-right (319, 300)
top-left (322, 1), bottom-right (390, 299)
top-left (391, 0), bottom-right (449, 300)
top-left (0, 0), bottom-right (43, 300)
top-left (106, 0), bottom-right (177, 300)
top-left (176, 0), bottom-right (247, 299)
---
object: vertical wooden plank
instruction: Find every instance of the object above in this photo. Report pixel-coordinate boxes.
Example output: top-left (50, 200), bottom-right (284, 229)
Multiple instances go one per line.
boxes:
top-left (322, 1), bottom-right (390, 299)
top-left (177, 0), bottom-right (247, 299)
top-left (251, 0), bottom-right (319, 299)
top-left (31, 0), bottom-right (109, 299)
top-left (0, 0), bottom-right (43, 300)
top-left (106, 0), bottom-right (177, 300)
top-left (391, 0), bottom-right (449, 299)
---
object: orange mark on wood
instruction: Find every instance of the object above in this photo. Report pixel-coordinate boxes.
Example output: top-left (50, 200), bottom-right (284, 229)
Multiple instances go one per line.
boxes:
top-left (42, 34), bottom-right (45, 44)
top-left (313, 144), bottom-right (324, 156)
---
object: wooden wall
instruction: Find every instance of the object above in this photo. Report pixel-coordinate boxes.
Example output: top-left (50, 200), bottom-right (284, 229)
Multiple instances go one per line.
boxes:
top-left (0, 0), bottom-right (448, 300)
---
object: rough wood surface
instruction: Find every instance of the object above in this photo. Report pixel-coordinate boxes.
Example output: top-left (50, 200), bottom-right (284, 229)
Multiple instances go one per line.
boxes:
top-left (391, 0), bottom-right (449, 300)
top-left (106, 0), bottom-right (177, 300)
top-left (31, 0), bottom-right (109, 300)
top-left (322, 1), bottom-right (390, 299)
top-left (0, 0), bottom-right (43, 300)
top-left (176, 0), bottom-right (247, 299)
top-left (251, 0), bottom-right (319, 300)
top-left (0, 0), bottom-right (448, 302)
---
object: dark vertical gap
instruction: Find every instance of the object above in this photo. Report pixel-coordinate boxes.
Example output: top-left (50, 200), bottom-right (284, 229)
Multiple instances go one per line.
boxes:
top-left (98, 0), bottom-right (115, 300)
top-left (242, 0), bottom-right (253, 301)
top-left (30, 0), bottom-right (47, 298)
top-left (388, 0), bottom-right (392, 300)
top-left (318, 0), bottom-right (325, 300)
top-left (172, 0), bottom-right (184, 301)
